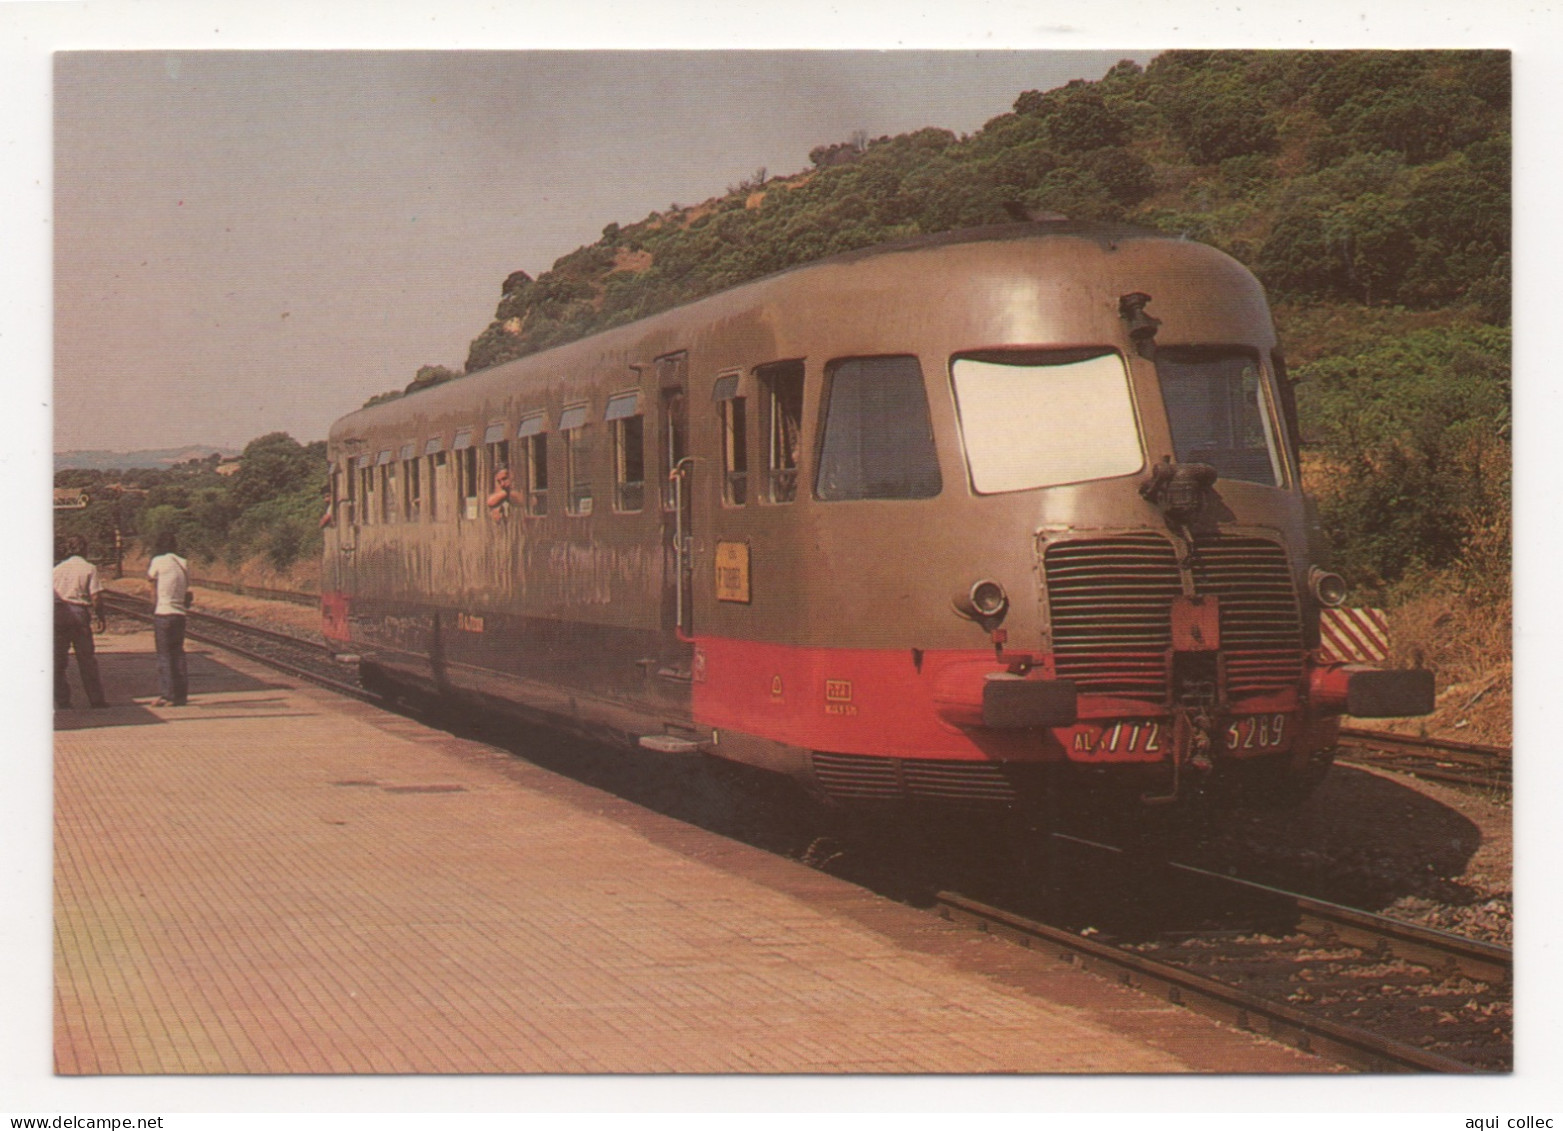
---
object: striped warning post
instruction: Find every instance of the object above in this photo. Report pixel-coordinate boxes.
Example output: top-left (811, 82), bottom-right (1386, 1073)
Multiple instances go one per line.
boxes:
top-left (1320, 607), bottom-right (1390, 663)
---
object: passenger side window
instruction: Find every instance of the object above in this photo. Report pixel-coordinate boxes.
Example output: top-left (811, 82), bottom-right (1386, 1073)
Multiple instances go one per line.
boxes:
top-left (426, 449), bottom-right (446, 522)
top-left (758, 360), bottom-right (803, 503)
top-left (607, 391), bottom-right (645, 513)
top-left (487, 437), bottom-right (510, 510)
top-left (379, 458), bottom-right (396, 524)
top-left (816, 355), bottom-right (942, 501)
top-left (452, 429), bottom-right (478, 520)
top-left (518, 414), bottom-right (548, 516)
top-left (359, 461), bottom-right (376, 524)
top-left (402, 447), bottom-right (421, 521)
top-left (561, 403), bottom-right (593, 515)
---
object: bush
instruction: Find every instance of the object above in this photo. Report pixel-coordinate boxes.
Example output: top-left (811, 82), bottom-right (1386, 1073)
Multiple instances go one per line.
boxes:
top-left (1296, 325), bottom-right (1509, 592)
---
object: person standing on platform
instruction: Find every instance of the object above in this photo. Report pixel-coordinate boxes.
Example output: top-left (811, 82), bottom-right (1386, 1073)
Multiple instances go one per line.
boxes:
top-left (53, 536), bottom-right (107, 709)
top-left (146, 531), bottom-right (191, 707)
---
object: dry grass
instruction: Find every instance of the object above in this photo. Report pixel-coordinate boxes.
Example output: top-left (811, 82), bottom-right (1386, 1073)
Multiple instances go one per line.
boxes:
top-left (1375, 583), bottom-right (1512, 746)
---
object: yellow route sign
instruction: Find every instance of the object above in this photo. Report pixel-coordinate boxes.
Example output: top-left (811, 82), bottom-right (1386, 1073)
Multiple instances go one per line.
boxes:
top-left (714, 541), bottom-right (751, 603)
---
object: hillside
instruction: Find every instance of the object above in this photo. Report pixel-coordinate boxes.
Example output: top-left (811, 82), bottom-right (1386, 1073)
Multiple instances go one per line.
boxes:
top-left (55, 446), bottom-right (236, 472)
top-left (407, 50), bottom-right (1505, 380)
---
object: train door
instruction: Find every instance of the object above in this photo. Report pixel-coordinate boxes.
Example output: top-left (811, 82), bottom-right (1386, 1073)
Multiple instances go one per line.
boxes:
top-left (657, 350), bottom-right (696, 650)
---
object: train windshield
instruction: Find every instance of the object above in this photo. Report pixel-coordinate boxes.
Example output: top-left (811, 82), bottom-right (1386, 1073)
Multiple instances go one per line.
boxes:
top-left (1154, 347), bottom-right (1285, 486)
top-left (951, 350), bottom-right (1144, 493)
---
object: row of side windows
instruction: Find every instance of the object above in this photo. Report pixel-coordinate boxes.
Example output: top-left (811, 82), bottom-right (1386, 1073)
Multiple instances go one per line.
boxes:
top-left (334, 395), bottom-right (648, 527)
top-left (332, 353), bottom-right (946, 527)
top-left (715, 356), bottom-right (940, 507)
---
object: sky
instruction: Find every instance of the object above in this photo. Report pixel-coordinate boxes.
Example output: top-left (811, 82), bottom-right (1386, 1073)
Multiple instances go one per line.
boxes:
top-left (53, 49), bottom-right (1152, 454)
top-left (12, 0), bottom-right (1563, 1119)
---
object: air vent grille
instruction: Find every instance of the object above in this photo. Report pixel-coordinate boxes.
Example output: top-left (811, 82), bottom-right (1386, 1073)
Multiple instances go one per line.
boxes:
top-left (1043, 533), bottom-right (1304, 703)
top-left (810, 753), bottom-right (1022, 804)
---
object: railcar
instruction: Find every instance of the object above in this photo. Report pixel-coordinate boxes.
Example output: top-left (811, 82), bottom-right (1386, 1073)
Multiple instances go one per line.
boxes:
top-left (322, 220), bottom-right (1431, 809)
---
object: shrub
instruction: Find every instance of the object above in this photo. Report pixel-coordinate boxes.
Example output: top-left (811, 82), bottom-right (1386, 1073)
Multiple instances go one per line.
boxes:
top-left (1296, 325), bottom-right (1510, 592)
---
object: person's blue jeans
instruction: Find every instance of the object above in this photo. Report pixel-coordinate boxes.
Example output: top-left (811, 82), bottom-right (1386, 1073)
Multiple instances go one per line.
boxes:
top-left (153, 614), bottom-right (188, 704)
top-left (54, 601), bottom-right (105, 707)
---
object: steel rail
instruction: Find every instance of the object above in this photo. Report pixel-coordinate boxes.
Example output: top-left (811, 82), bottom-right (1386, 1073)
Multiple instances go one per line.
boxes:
top-left (186, 577), bottom-right (320, 607)
top-left (1338, 727), bottom-right (1508, 761)
top-left (936, 831), bottom-right (1511, 1071)
top-left (1334, 735), bottom-right (1509, 793)
top-left (935, 890), bottom-right (1483, 1074)
top-left (1158, 856), bottom-right (1512, 985)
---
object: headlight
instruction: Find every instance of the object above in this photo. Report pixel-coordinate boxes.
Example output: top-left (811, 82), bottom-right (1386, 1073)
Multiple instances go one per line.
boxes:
top-left (1309, 567), bottom-right (1348, 608)
top-left (954, 579), bottom-right (1009, 623)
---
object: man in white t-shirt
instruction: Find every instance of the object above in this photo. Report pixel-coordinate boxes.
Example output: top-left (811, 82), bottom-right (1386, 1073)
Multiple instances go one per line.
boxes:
top-left (146, 531), bottom-right (191, 706)
top-left (53, 536), bottom-right (107, 708)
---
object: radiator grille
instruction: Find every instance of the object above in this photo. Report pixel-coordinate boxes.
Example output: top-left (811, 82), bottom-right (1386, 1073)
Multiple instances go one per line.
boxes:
top-left (1045, 534), bottom-right (1181, 701)
top-left (1189, 537), bottom-right (1305, 694)
top-left (810, 753), bottom-right (1021, 804)
top-left (1043, 533), bottom-right (1304, 703)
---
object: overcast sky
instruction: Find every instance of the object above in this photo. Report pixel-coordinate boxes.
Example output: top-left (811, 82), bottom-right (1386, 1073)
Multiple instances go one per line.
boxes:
top-left (54, 49), bottom-right (1153, 453)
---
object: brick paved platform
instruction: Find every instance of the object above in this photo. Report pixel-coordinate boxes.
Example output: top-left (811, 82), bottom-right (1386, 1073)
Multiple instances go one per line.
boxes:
top-left (54, 630), bottom-right (1322, 1074)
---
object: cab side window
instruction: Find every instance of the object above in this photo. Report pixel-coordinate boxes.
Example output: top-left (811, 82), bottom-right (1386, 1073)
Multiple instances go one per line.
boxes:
top-left (714, 374), bottom-right (748, 506)
top-left (816, 355), bottom-right (942, 500)
top-left (758, 360), bottom-right (803, 503)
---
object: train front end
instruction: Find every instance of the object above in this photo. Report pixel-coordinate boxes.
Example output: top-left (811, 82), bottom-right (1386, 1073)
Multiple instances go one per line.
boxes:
top-left (771, 227), bottom-right (1432, 811)
top-left (915, 231), bottom-right (1432, 807)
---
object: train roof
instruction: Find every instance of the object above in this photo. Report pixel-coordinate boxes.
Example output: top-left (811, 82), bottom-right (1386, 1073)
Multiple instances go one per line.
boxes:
top-left (809, 218), bottom-right (1170, 267)
top-left (331, 219), bottom-right (1222, 437)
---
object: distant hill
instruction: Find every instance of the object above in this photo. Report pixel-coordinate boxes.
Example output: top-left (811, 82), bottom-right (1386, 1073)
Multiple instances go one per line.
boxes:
top-left (423, 50), bottom-right (1505, 388)
top-left (54, 446), bottom-right (236, 472)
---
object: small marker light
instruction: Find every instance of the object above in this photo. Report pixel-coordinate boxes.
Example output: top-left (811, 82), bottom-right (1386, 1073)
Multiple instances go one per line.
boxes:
top-left (954, 579), bottom-right (1009, 625)
top-left (1310, 568), bottom-right (1348, 608)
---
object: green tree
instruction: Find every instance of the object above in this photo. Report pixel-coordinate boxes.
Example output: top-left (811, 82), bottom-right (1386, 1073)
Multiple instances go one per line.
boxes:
top-left (1297, 325), bottom-right (1510, 590)
top-left (231, 432), bottom-right (322, 510)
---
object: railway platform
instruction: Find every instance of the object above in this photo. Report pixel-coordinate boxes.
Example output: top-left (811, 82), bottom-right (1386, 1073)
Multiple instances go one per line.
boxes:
top-left (54, 629), bottom-right (1322, 1074)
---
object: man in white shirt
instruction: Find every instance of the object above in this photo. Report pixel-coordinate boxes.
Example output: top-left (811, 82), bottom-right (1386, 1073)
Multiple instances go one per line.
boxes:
top-left (53, 536), bottom-right (107, 708)
top-left (146, 531), bottom-right (191, 706)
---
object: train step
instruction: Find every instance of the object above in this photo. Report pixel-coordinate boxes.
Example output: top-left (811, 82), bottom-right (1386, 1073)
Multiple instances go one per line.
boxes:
top-left (637, 734), bottom-right (704, 754)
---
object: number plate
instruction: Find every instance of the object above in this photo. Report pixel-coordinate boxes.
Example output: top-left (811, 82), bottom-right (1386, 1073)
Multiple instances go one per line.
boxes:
top-left (1223, 713), bottom-right (1290, 752)
top-left (1066, 714), bottom-right (1293, 762)
top-left (1068, 720), bottom-right (1167, 761)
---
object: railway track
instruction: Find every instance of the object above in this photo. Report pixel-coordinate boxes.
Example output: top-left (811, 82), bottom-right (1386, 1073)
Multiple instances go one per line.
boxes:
top-left (938, 833), bottom-right (1512, 1073)
top-left (1336, 728), bottom-right (1510, 793)
top-left (99, 591), bottom-right (367, 701)
top-left (186, 577), bottom-right (321, 607)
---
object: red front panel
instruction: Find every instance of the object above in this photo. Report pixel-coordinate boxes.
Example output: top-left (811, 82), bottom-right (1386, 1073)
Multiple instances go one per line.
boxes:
top-left (692, 635), bottom-right (1308, 764)
top-left (691, 635), bottom-right (1048, 761)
